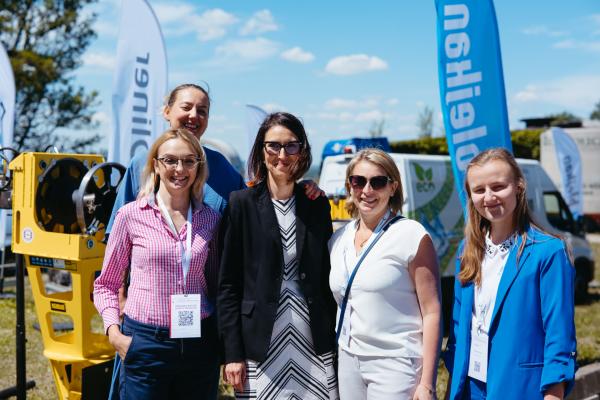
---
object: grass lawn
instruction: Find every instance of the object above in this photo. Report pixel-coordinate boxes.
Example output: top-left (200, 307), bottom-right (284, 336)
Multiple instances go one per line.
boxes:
top-left (1, 240), bottom-right (599, 399)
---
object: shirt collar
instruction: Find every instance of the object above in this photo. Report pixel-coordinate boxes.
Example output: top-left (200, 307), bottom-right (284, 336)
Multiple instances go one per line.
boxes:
top-left (485, 231), bottom-right (516, 257)
top-left (139, 193), bottom-right (205, 214)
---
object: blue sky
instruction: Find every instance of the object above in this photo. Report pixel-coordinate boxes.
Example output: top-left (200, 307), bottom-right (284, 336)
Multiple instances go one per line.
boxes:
top-left (77, 0), bottom-right (600, 162)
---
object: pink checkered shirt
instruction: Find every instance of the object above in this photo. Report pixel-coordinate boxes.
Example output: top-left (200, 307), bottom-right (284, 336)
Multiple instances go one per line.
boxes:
top-left (93, 195), bottom-right (220, 332)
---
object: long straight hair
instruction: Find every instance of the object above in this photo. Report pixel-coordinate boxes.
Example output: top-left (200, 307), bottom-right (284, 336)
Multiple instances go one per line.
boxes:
top-left (459, 148), bottom-right (532, 286)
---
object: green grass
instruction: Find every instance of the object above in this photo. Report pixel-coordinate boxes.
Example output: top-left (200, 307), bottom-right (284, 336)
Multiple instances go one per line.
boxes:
top-left (1, 241), bottom-right (599, 399)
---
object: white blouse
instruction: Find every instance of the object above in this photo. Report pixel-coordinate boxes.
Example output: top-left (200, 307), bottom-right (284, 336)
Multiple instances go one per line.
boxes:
top-left (328, 217), bottom-right (429, 358)
top-left (471, 233), bottom-right (516, 337)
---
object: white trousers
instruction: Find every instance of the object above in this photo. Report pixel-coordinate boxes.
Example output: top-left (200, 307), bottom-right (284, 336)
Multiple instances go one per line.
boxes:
top-left (338, 348), bottom-right (422, 400)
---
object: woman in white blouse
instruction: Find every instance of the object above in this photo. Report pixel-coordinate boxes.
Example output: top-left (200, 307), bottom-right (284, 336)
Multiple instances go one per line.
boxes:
top-left (329, 148), bottom-right (441, 400)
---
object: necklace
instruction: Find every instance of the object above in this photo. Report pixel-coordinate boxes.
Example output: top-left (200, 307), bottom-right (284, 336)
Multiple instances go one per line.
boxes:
top-left (358, 235), bottom-right (370, 248)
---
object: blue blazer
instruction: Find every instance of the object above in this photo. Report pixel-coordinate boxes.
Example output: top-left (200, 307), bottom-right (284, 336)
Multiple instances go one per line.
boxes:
top-left (443, 227), bottom-right (577, 399)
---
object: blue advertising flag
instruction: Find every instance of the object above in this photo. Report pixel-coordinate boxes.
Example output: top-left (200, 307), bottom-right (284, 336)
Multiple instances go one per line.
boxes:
top-left (549, 127), bottom-right (583, 218)
top-left (435, 0), bottom-right (512, 206)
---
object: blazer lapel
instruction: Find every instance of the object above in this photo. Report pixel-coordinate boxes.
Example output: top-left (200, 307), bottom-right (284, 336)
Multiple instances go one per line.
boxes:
top-left (293, 185), bottom-right (307, 266)
top-left (459, 281), bottom-right (475, 376)
top-left (255, 182), bottom-right (284, 258)
top-left (489, 234), bottom-right (532, 331)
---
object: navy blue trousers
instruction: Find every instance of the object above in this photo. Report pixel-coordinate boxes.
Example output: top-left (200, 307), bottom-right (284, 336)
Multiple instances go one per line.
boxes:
top-left (119, 315), bottom-right (219, 400)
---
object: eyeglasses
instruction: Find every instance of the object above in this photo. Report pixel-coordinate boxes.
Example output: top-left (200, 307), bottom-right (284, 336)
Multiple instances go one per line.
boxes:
top-left (348, 175), bottom-right (392, 190)
top-left (156, 156), bottom-right (203, 169)
top-left (263, 141), bottom-right (302, 155)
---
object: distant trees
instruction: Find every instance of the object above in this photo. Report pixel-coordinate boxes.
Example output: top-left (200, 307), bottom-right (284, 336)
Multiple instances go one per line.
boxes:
top-left (390, 129), bottom-right (544, 160)
top-left (0, 0), bottom-right (100, 152)
top-left (368, 118), bottom-right (385, 138)
top-left (591, 101), bottom-right (600, 121)
top-left (417, 105), bottom-right (434, 138)
top-left (545, 111), bottom-right (581, 126)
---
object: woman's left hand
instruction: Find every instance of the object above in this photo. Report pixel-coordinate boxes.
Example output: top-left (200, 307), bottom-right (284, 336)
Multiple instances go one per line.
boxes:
top-left (300, 179), bottom-right (325, 200)
top-left (413, 383), bottom-right (436, 400)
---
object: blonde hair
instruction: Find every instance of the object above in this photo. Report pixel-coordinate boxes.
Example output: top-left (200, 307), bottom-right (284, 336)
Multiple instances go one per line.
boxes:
top-left (137, 128), bottom-right (208, 203)
top-left (344, 148), bottom-right (403, 218)
top-left (460, 148), bottom-right (534, 285)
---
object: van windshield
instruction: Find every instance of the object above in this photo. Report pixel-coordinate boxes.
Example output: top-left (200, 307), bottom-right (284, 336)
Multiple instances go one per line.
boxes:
top-left (543, 191), bottom-right (578, 236)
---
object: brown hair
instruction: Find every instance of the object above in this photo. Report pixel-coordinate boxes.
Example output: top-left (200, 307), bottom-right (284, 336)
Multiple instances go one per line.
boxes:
top-left (164, 83), bottom-right (211, 111)
top-left (459, 148), bottom-right (533, 285)
top-left (138, 128), bottom-right (208, 203)
top-left (247, 112), bottom-right (312, 183)
top-left (344, 148), bottom-right (404, 218)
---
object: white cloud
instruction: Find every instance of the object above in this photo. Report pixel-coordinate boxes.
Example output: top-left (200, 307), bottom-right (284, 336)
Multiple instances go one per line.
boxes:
top-left (512, 74), bottom-right (600, 111)
top-left (314, 109), bottom-right (386, 123)
top-left (261, 103), bottom-right (286, 113)
top-left (325, 98), bottom-right (359, 109)
top-left (153, 4), bottom-right (238, 41)
top-left (215, 37), bottom-right (279, 62)
top-left (521, 25), bottom-right (568, 37)
top-left (387, 98), bottom-right (400, 106)
top-left (325, 54), bottom-right (388, 75)
top-left (92, 111), bottom-right (110, 126)
top-left (281, 47), bottom-right (315, 63)
top-left (355, 110), bottom-right (384, 122)
top-left (83, 52), bottom-right (115, 69)
top-left (153, 2), bottom-right (195, 23)
top-left (240, 9), bottom-right (278, 36)
top-left (324, 97), bottom-right (379, 110)
top-left (553, 39), bottom-right (600, 53)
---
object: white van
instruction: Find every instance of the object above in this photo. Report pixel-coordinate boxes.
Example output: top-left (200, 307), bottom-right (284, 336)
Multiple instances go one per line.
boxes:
top-left (320, 153), bottom-right (596, 310)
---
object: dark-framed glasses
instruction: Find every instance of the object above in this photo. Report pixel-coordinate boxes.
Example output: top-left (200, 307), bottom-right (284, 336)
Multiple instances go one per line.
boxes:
top-left (263, 141), bottom-right (302, 155)
top-left (348, 175), bottom-right (392, 190)
top-left (156, 156), bottom-right (203, 169)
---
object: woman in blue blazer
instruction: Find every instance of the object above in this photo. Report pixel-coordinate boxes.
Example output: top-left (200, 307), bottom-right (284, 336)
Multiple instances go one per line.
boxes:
top-left (443, 148), bottom-right (576, 400)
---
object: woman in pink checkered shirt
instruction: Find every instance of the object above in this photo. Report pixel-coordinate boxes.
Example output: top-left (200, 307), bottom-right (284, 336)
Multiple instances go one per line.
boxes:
top-left (94, 128), bottom-right (221, 400)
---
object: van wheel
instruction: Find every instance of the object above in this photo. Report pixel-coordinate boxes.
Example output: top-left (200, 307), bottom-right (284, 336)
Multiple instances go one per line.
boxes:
top-left (574, 258), bottom-right (592, 305)
top-left (574, 274), bottom-right (589, 304)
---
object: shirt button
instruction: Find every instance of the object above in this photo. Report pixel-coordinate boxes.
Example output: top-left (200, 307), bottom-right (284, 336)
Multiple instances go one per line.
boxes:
top-left (300, 273), bottom-right (306, 280)
top-left (307, 297), bottom-right (313, 305)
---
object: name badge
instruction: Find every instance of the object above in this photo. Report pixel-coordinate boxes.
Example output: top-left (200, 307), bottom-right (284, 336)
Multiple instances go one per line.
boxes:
top-left (468, 327), bottom-right (488, 382)
top-left (170, 294), bottom-right (202, 338)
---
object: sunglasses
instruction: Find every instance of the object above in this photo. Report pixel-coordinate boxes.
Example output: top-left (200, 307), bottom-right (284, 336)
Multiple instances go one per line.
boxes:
top-left (263, 141), bottom-right (302, 155)
top-left (348, 175), bottom-right (392, 190)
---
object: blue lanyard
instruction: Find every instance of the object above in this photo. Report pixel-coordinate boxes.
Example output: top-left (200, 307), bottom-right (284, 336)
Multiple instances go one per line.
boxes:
top-left (335, 214), bottom-right (404, 344)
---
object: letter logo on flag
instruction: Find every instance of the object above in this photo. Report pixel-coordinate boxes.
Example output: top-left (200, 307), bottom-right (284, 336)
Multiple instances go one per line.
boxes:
top-left (435, 0), bottom-right (512, 206)
top-left (0, 42), bottom-right (15, 249)
top-left (546, 127), bottom-right (583, 218)
top-left (110, 0), bottom-right (168, 165)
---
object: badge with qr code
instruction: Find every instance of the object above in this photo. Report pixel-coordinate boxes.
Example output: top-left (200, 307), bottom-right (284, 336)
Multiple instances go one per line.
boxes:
top-left (170, 294), bottom-right (202, 338)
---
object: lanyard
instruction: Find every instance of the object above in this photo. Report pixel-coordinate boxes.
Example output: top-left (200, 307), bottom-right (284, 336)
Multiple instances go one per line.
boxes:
top-left (156, 194), bottom-right (193, 290)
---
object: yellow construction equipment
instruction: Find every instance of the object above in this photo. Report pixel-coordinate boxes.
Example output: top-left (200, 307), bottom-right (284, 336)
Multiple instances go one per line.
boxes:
top-left (8, 152), bottom-right (125, 400)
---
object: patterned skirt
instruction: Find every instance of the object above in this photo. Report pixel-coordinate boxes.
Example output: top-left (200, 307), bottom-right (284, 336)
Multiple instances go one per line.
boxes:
top-left (236, 281), bottom-right (339, 400)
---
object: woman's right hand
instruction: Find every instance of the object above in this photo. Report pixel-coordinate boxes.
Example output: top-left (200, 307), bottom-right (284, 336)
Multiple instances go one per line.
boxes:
top-left (107, 324), bottom-right (132, 361)
top-left (224, 362), bottom-right (247, 392)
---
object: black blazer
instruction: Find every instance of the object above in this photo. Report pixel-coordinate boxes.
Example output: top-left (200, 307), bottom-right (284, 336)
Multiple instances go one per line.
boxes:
top-left (217, 181), bottom-right (336, 363)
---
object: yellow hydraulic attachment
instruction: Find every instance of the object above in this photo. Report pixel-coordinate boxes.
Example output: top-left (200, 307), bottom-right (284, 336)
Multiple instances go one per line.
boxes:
top-left (9, 152), bottom-right (125, 400)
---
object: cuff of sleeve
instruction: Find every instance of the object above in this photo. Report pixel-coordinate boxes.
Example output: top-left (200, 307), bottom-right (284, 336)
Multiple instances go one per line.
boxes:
top-left (540, 357), bottom-right (576, 396)
top-left (102, 309), bottom-right (121, 334)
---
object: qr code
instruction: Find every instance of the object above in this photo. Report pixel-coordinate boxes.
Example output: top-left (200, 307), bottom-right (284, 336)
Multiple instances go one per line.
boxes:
top-left (178, 311), bottom-right (194, 326)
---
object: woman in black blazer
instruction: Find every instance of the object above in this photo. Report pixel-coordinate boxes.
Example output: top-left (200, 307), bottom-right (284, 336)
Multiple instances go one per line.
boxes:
top-left (218, 112), bottom-right (338, 399)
